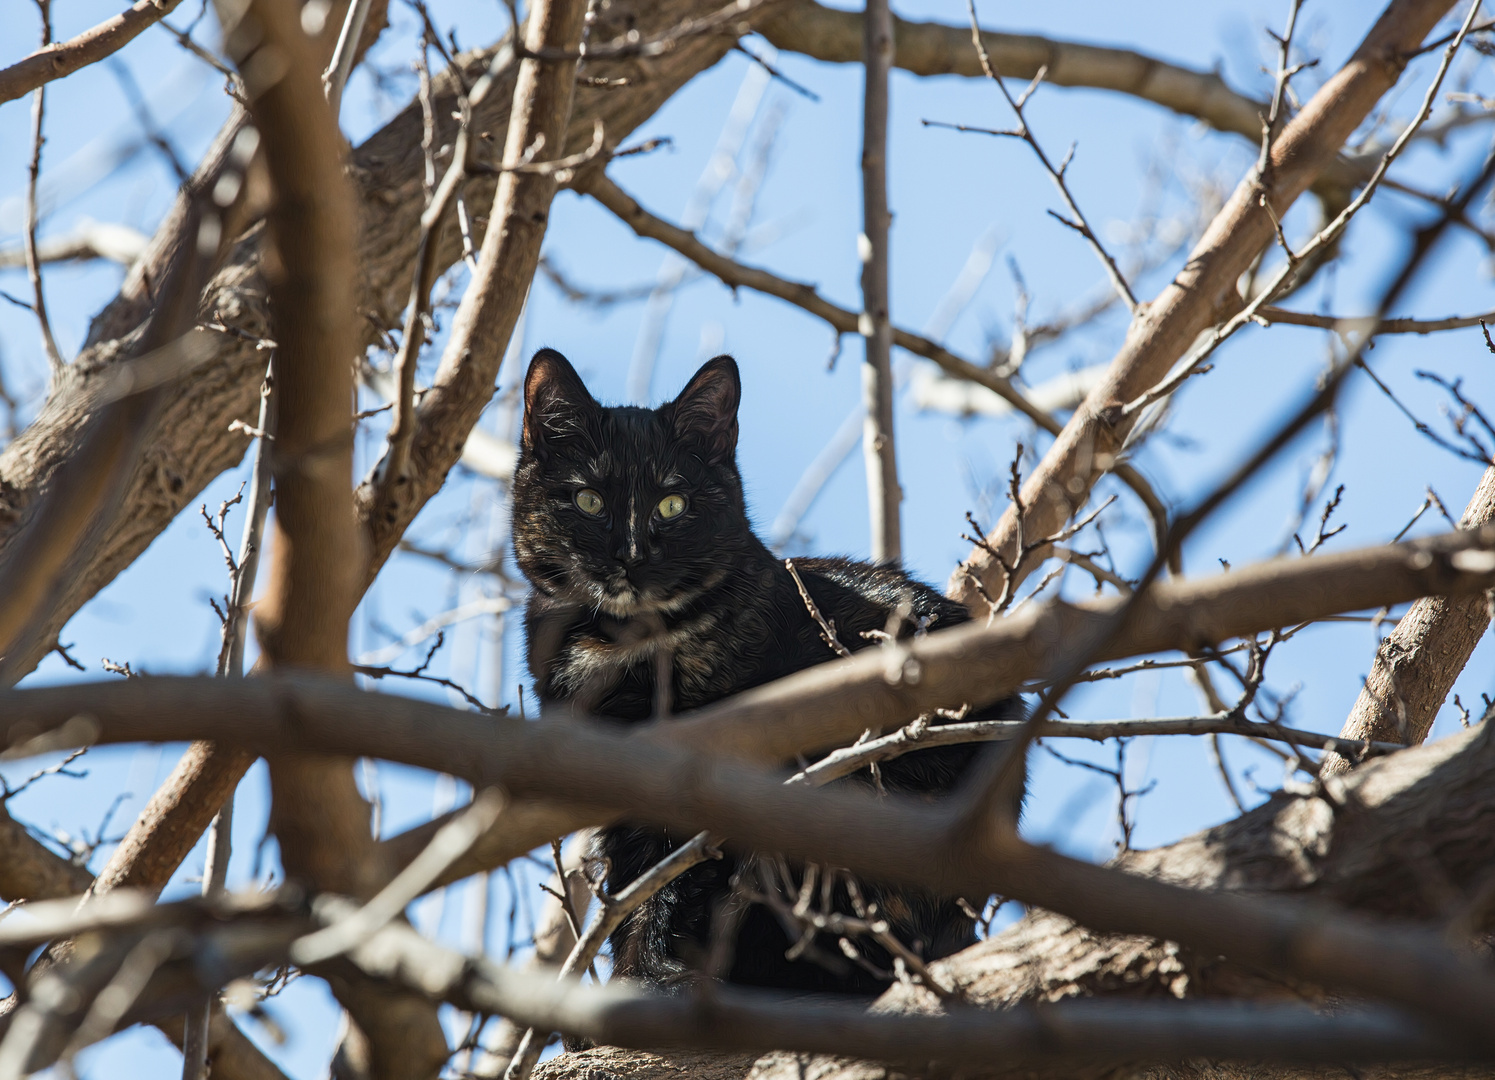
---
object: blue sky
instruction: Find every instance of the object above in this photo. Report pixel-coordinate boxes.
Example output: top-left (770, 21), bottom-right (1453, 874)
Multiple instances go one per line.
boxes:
top-left (1, 0), bottom-right (1493, 1075)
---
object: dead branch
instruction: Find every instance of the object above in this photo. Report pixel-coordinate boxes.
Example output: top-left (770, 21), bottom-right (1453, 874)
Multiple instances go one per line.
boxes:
top-left (0, 0), bottom-right (187, 106)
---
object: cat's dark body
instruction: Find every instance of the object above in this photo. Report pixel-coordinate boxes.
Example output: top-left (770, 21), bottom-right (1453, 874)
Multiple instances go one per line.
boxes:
top-left (513, 348), bottom-right (1019, 994)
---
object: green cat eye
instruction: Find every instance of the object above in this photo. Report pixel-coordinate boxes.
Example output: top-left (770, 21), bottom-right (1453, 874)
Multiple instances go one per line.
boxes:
top-left (657, 494), bottom-right (687, 519)
top-left (574, 488), bottom-right (604, 516)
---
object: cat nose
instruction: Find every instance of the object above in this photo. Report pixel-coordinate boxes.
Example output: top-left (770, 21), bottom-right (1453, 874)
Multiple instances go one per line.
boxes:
top-left (617, 543), bottom-right (647, 569)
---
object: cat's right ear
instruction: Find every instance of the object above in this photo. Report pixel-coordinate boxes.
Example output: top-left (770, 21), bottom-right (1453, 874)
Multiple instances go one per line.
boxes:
top-left (670, 355), bottom-right (740, 465)
top-left (523, 348), bottom-right (598, 459)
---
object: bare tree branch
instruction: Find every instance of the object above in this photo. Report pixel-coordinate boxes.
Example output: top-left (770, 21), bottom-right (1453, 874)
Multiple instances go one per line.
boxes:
top-left (750, 708), bottom-right (1495, 1080)
top-left (1258, 305), bottom-right (1495, 334)
top-left (756, 0), bottom-right (1266, 145)
top-left (859, 0), bottom-right (900, 561)
top-left (948, 0), bottom-right (1463, 610)
top-left (503, 831), bottom-right (719, 1080)
top-left (368, 523), bottom-right (1495, 884)
top-left (13, 658), bottom-right (1495, 1043)
top-left (21, 1), bottom-right (66, 382)
top-left (1324, 465), bottom-right (1495, 772)
top-left (0, 0), bottom-right (187, 106)
top-left (215, 0), bottom-right (447, 1072)
top-left (788, 713), bottom-right (1407, 787)
top-left (580, 171), bottom-right (1058, 431)
top-left (334, 905), bottom-right (1468, 1070)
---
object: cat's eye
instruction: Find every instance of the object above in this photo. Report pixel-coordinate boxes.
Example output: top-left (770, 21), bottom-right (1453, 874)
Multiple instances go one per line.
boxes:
top-left (574, 489), bottom-right (604, 516)
top-left (657, 494), bottom-right (687, 519)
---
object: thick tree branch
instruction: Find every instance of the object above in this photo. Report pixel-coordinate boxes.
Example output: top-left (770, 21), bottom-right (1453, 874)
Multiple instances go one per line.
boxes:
top-left (0, 890), bottom-right (1480, 1076)
top-left (219, 0), bottom-right (369, 894)
top-left (8, 662), bottom-right (1495, 1044)
top-left (757, 0), bottom-right (1266, 143)
top-left (0, 800), bottom-right (93, 901)
top-left (333, 906), bottom-right (1469, 1070)
top-left (748, 704), bottom-right (1495, 1080)
top-left (218, 0), bottom-right (445, 1073)
top-left (1323, 465), bottom-right (1495, 773)
top-left (374, 524), bottom-right (1495, 881)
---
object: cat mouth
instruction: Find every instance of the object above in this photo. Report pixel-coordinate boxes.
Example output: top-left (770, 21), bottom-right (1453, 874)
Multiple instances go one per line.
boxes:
top-left (593, 579), bottom-right (686, 618)
top-left (599, 587), bottom-right (643, 616)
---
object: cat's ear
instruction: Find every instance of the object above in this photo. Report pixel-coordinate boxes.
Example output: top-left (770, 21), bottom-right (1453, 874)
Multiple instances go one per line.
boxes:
top-left (669, 355), bottom-right (740, 464)
top-left (523, 348), bottom-right (598, 458)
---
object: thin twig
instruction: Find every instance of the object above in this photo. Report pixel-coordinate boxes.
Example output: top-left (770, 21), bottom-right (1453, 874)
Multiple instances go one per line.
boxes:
top-left (502, 831), bottom-right (720, 1080)
top-left (1123, 0), bottom-right (1486, 420)
top-left (953, 2), bottom-right (1136, 312)
top-left (785, 558), bottom-right (852, 658)
top-left (292, 790), bottom-right (506, 965)
top-left (787, 712), bottom-right (1403, 788)
top-left (24, 0), bottom-right (65, 383)
top-left (355, 630), bottom-right (505, 714)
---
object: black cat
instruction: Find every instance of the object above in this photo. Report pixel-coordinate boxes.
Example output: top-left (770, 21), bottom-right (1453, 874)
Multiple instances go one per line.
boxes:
top-left (513, 348), bottom-right (1019, 993)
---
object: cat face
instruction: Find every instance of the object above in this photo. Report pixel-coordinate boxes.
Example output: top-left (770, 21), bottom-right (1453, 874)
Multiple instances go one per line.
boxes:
top-left (512, 349), bottom-right (749, 617)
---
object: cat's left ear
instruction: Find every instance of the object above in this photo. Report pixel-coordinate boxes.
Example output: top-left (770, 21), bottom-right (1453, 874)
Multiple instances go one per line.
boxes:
top-left (670, 355), bottom-right (740, 464)
top-left (523, 348), bottom-right (599, 459)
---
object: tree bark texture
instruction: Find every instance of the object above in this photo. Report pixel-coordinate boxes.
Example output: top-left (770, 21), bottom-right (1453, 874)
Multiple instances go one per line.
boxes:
top-left (1323, 464), bottom-right (1495, 773)
top-left (534, 716), bottom-right (1495, 1080)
